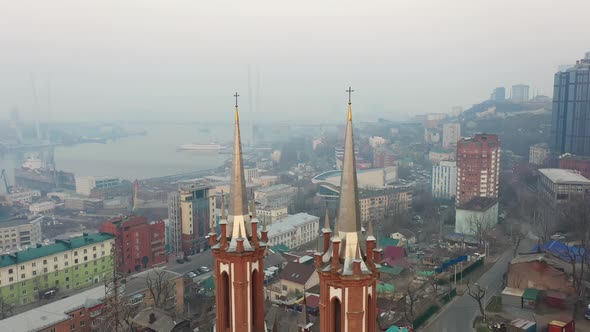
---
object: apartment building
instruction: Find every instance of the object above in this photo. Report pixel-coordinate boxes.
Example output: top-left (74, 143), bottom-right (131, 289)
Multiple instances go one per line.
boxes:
top-left (255, 205), bottom-right (288, 225)
top-left (0, 216), bottom-right (43, 251)
top-left (358, 189), bottom-right (413, 224)
top-left (0, 232), bottom-right (115, 307)
top-left (265, 213), bottom-right (319, 249)
top-left (254, 184), bottom-right (297, 209)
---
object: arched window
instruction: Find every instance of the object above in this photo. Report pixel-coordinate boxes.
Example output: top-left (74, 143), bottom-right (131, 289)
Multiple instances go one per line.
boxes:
top-left (221, 272), bottom-right (230, 328)
top-left (252, 269), bottom-right (260, 327)
top-left (331, 297), bottom-right (342, 332)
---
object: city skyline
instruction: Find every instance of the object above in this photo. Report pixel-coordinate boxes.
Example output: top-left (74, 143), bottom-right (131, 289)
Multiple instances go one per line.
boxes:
top-left (1, 1), bottom-right (589, 123)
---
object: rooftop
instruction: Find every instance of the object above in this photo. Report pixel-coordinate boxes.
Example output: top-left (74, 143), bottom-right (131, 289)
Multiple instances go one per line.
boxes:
top-left (279, 262), bottom-right (316, 285)
top-left (124, 267), bottom-right (182, 295)
top-left (538, 168), bottom-right (590, 184)
top-left (0, 285), bottom-right (105, 332)
top-left (255, 184), bottom-right (295, 193)
top-left (0, 232), bottom-right (114, 268)
top-left (0, 216), bottom-right (43, 228)
top-left (265, 213), bottom-right (319, 237)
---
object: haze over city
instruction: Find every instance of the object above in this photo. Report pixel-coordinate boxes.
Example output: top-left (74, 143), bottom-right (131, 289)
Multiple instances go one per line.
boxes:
top-left (1, 0), bottom-right (589, 123)
top-left (2, 1), bottom-right (590, 332)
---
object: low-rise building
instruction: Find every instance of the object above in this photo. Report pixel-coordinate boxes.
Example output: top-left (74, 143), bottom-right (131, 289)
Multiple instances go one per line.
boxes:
top-left (75, 175), bottom-right (120, 196)
top-left (559, 154), bottom-right (590, 179)
top-left (0, 285), bottom-right (106, 332)
top-left (254, 184), bottom-right (297, 209)
top-left (0, 216), bottom-right (43, 251)
top-left (64, 197), bottom-right (104, 211)
top-left (28, 201), bottom-right (55, 215)
top-left (256, 205), bottom-right (288, 225)
top-left (537, 168), bottom-right (590, 205)
top-left (529, 143), bottom-right (550, 166)
top-left (268, 262), bottom-right (318, 303)
top-left (254, 175), bottom-right (279, 186)
top-left (507, 253), bottom-right (575, 295)
top-left (4, 190), bottom-right (41, 205)
top-left (428, 149), bottom-right (455, 163)
top-left (0, 232), bottom-right (115, 307)
top-left (123, 268), bottom-right (185, 314)
top-left (265, 213), bottom-right (319, 249)
top-left (358, 189), bottom-right (413, 224)
top-left (432, 161), bottom-right (457, 200)
top-left (455, 197), bottom-right (499, 235)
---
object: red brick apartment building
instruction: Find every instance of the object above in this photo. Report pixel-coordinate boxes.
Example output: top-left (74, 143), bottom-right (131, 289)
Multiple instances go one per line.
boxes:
top-left (100, 215), bottom-right (166, 275)
top-left (456, 134), bottom-right (500, 206)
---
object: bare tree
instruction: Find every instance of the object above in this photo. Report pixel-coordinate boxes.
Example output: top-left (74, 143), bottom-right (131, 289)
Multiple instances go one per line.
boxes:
top-left (520, 194), bottom-right (552, 243)
top-left (145, 268), bottom-right (176, 310)
top-left (403, 284), bottom-right (420, 324)
top-left (0, 297), bottom-right (14, 319)
top-left (466, 281), bottom-right (486, 321)
top-left (467, 214), bottom-right (493, 248)
top-left (510, 222), bottom-right (528, 257)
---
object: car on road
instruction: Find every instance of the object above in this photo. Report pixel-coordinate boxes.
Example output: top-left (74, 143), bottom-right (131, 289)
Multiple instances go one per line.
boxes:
top-left (185, 271), bottom-right (197, 278)
top-left (176, 258), bottom-right (185, 264)
top-left (199, 266), bottom-right (210, 273)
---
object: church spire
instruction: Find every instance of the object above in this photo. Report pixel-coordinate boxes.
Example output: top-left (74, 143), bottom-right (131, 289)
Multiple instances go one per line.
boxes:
top-left (228, 92), bottom-right (251, 242)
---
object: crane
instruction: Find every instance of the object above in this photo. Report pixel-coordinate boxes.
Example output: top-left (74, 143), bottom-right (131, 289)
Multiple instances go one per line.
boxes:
top-left (0, 169), bottom-right (12, 194)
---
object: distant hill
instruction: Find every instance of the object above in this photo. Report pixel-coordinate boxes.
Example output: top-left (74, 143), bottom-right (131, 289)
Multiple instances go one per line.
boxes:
top-left (463, 98), bottom-right (551, 120)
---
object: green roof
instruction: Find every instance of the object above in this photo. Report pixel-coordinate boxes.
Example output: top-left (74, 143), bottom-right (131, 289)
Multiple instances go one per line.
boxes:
top-left (386, 326), bottom-right (411, 332)
top-left (0, 233), bottom-right (114, 268)
top-left (270, 244), bottom-right (290, 253)
top-left (379, 237), bottom-right (400, 247)
top-left (523, 288), bottom-right (540, 300)
top-left (377, 283), bottom-right (395, 293)
top-left (418, 270), bottom-right (435, 277)
top-left (202, 275), bottom-right (215, 290)
top-left (379, 266), bottom-right (404, 275)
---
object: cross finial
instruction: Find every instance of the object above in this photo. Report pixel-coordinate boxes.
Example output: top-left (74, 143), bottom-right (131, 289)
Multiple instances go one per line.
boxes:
top-left (234, 92), bottom-right (240, 107)
top-left (346, 86), bottom-right (354, 105)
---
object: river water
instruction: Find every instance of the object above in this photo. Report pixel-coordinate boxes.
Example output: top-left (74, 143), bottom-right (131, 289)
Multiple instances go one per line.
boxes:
top-left (0, 123), bottom-right (246, 185)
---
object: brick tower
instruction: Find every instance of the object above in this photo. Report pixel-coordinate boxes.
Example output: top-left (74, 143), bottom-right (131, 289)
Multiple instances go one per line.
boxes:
top-left (210, 93), bottom-right (267, 332)
top-left (315, 88), bottom-right (381, 332)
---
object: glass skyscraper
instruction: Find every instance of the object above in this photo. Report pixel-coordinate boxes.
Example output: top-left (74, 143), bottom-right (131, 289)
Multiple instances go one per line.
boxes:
top-left (551, 53), bottom-right (590, 157)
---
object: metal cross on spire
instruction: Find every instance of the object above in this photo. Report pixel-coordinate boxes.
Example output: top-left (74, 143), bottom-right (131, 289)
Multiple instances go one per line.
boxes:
top-left (346, 86), bottom-right (354, 104)
top-left (234, 92), bottom-right (240, 107)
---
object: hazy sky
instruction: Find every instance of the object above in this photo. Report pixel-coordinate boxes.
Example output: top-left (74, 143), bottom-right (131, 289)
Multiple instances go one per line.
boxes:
top-left (1, 0), bottom-right (589, 124)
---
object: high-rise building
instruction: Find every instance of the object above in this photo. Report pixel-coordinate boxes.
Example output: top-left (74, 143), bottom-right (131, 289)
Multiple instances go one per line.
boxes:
top-left (490, 87), bottom-right (506, 101)
top-left (529, 143), bottom-right (550, 166)
top-left (442, 123), bottom-right (461, 149)
top-left (210, 97), bottom-right (266, 332)
top-left (432, 161), bottom-right (457, 201)
top-left (511, 84), bottom-right (530, 102)
top-left (315, 90), bottom-right (379, 332)
top-left (551, 52), bottom-right (590, 157)
top-left (167, 183), bottom-right (215, 255)
top-left (100, 215), bottom-right (166, 274)
top-left (456, 134), bottom-right (500, 206)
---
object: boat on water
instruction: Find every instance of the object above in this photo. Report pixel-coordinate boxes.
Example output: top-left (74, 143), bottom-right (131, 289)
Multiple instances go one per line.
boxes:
top-left (178, 143), bottom-right (226, 151)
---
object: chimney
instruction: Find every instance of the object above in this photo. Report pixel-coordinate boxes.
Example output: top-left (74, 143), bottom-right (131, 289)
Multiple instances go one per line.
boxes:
top-left (149, 312), bottom-right (157, 324)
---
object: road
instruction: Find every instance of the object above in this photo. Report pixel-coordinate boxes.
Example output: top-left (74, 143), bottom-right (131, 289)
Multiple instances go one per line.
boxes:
top-left (420, 240), bottom-right (533, 332)
top-left (161, 250), bottom-right (214, 276)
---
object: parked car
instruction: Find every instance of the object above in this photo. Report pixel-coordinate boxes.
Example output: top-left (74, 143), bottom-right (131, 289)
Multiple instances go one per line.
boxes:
top-left (199, 266), bottom-right (210, 273)
top-left (176, 258), bottom-right (185, 264)
top-left (185, 271), bottom-right (197, 278)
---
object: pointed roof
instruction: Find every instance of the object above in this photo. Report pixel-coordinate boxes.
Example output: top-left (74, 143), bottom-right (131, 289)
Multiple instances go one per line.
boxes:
top-left (367, 220), bottom-right (376, 241)
top-left (229, 96), bottom-right (249, 221)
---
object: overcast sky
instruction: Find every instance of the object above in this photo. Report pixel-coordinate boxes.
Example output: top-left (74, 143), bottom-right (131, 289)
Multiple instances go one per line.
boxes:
top-left (1, 0), bottom-right (588, 124)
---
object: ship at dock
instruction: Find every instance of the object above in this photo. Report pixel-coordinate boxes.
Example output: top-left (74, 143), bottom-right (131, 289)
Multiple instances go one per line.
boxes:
top-left (178, 143), bottom-right (226, 151)
top-left (14, 157), bottom-right (76, 191)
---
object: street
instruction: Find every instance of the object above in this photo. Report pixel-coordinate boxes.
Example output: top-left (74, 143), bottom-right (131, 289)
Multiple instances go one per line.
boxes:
top-left (161, 250), bottom-right (214, 276)
top-left (420, 240), bottom-right (533, 332)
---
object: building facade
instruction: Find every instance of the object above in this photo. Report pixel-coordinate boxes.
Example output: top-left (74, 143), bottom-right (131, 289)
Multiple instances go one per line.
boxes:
top-left (29, 201), bottom-right (55, 215)
top-left (529, 143), bottom-right (550, 166)
top-left (255, 205), bottom-right (288, 225)
top-left (442, 123), bottom-right (461, 149)
top-left (0, 233), bottom-right (114, 307)
top-left (167, 183), bottom-right (216, 255)
top-left (0, 216), bottom-right (43, 251)
top-left (432, 160), bottom-right (457, 200)
top-left (254, 184), bottom-right (297, 209)
top-left (455, 197), bottom-right (499, 235)
top-left (428, 149), bottom-right (455, 163)
top-left (75, 176), bottom-right (120, 196)
top-left (559, 154), bottom-right (590, 179)
top-left (551, 53), bottom-right (590, 157)
top-left (490, 87), bottom-right (506, 100)
top-left (100, 215), bottom-right (166, 275)
top-left (456, 134), bottom-right (500, 206)
top-left (265, 213), bottom-right (319, 249)
top-left (358, 189), bottom-right (412, 224)
top-left (537, 168), bottom-right (590, 205)
top-left (511, 84), bottom-right (530, 102)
